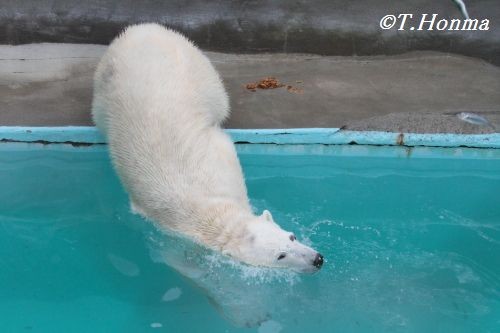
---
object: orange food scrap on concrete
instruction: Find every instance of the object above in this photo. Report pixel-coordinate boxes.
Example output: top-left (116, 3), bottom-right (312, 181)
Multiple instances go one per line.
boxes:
top-left (245, 77), bottom-right (302, 93)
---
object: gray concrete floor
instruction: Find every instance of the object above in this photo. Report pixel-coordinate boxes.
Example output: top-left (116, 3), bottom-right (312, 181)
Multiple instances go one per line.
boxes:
top-left (1, 43), bottom-right (499, 133)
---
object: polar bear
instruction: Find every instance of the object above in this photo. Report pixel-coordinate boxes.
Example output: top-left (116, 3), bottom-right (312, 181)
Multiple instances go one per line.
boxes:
top-left (92, 23), bottom-right (323, 273)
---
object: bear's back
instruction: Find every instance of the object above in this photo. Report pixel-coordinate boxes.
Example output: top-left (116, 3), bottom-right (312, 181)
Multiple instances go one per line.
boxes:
top-left (92, 23), bottom-right (229, 135)
top-left (91, 24), bottom-right (249, 228)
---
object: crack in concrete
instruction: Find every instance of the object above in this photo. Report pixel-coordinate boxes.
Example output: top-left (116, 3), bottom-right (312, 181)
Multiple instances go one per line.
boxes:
top-left (0, 138), bottom-right (105, 147)
top-left (0, 57), bottom-right (100, 60)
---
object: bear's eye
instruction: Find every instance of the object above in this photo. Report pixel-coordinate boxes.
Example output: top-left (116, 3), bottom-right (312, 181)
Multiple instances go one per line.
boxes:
top-left (289, 234), bottom-right (296, 242)
top-left (277, 253), bottom-right (286, 260)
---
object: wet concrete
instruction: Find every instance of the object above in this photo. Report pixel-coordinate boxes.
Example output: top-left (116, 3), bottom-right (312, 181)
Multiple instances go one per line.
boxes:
top-left (0, 0), bottom-right (499, 65)
top-left (1, 43), bottom-right (499, 133)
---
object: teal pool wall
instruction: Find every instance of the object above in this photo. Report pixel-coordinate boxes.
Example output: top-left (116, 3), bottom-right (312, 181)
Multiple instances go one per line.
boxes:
top-left (1, 126), bottom-right (500, 149)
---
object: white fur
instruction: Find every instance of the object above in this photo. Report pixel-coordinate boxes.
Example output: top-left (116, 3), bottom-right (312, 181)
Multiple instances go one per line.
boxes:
top-left (92, 23), bottom-right (321, 272)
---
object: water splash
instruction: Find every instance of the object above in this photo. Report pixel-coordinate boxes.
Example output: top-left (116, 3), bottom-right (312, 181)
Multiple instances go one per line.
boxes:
top-left (145, 225), bottom-right (302, 327)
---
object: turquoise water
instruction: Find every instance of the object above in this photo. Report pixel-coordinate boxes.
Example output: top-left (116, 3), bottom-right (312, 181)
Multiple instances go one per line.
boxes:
top-left (1, 143), bottom-right (499, 332)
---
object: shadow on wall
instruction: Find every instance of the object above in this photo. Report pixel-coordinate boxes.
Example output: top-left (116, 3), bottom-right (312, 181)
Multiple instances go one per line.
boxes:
top-left (0, 0), bottom-right (498, 65)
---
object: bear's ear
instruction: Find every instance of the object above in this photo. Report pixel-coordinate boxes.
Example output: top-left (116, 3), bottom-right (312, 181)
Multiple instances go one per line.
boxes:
top-left (262, 210), bottom-right (273, 222)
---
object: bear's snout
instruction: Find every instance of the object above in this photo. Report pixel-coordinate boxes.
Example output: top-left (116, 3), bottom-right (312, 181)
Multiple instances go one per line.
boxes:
top-left (313, 253), bottom-right (324, 269)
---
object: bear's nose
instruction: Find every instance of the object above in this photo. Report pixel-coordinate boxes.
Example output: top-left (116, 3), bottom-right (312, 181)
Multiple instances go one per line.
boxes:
top-left (313, 253), bottom-right (324, 268)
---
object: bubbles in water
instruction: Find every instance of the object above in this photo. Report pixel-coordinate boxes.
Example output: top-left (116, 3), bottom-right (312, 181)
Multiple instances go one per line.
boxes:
top-left (161, 287), bottom-right (182, 302)
top-left (150, 322), bottom-right (163, 328)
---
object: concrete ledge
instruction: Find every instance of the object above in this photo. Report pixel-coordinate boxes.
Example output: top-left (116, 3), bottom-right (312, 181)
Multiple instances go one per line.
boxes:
top-left (1, 44), bottom-right (499, 134)
top-left (2, 126), bottom-right (500, 149)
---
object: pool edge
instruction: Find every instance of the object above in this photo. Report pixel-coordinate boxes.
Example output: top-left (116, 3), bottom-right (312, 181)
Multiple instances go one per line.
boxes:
top-left (1, 126), bottom-right (500, 149)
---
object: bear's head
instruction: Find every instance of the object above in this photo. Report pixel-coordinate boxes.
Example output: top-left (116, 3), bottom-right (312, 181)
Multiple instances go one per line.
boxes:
top-left (226, 210), bottom-right (323, 273)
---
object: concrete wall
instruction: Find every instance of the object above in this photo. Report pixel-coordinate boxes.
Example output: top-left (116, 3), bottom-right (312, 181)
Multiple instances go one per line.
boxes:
top-left (1, 0), bottom-right (499, 64)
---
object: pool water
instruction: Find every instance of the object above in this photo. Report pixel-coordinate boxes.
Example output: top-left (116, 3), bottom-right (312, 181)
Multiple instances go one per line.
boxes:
top-left (1, 143), bottom-right (499, 332)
